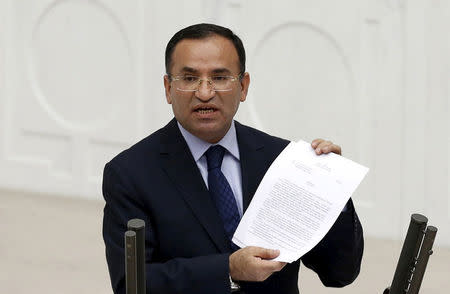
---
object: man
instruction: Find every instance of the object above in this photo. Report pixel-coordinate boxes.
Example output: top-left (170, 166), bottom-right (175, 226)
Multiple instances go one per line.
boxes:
top-left (102, 23), bottom-right (363, 294)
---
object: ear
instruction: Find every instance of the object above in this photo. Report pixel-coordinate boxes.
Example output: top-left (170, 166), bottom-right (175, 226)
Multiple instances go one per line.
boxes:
top-left (239, 72), bottom-right (250, 102)
top-left (164, 75), bottom-right (172, 104)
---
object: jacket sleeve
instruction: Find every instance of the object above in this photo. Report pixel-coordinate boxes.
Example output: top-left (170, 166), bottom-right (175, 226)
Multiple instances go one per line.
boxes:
top-left (102, 161), bottom-right (230, 294)
top-left (301, 199), bottom-right (364, 287)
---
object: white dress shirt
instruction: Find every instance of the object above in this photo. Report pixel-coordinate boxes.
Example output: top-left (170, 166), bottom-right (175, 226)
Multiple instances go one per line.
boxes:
top-left (177, 121), bottom-right (244, 217)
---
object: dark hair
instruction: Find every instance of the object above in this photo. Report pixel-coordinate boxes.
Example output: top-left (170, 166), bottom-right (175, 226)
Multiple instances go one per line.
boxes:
top-left (165, 23), bottom-right (246, 76)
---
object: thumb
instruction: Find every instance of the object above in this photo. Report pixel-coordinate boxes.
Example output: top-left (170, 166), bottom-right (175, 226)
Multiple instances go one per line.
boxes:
top-left (256, 248), bottom-right (280, 260)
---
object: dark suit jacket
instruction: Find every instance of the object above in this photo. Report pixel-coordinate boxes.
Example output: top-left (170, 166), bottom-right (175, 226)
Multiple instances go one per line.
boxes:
top-left (102, 118), bottom-right (364, 294)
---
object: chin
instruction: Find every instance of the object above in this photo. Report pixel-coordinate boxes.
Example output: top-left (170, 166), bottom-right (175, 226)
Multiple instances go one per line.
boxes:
top-left (195, 125), bottom-right (226, 143)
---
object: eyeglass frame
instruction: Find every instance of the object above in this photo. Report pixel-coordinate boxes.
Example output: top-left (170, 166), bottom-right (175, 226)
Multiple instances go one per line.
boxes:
top-left (167, 73), bottom-right (244, 92)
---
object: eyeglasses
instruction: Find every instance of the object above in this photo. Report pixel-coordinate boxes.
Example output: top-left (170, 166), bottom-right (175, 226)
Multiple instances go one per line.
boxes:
top-left (169, 74), bottom-right (241, 92)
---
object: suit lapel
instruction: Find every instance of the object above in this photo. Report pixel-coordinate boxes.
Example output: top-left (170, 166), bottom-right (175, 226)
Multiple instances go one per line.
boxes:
top-left (160, 119), bottom-right (230, 253)
top-left (235, 122), bottom-right (267, 213)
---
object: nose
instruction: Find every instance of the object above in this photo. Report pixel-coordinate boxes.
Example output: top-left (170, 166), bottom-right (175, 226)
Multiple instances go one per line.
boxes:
top-left (195, 79), bottom-right (215, 101)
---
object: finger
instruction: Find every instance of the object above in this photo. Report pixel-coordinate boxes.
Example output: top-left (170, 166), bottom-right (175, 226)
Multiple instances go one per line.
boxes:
top-left (254, 248), bottom-right (280, 259)
top-left (319, 142), bottom-right (341, 155)
top-left (258, 260), bottom-right (287, 272)
top-left (311, 138), bottom-right (323, 148)
top-left (314, 140), bottom-right (331, 155)
top-left (316, 140), bottom-right (332, 154)
top-left (326, 144), bottom-right (341, 155)
top-left (273, 261), bottom-right (287, 271)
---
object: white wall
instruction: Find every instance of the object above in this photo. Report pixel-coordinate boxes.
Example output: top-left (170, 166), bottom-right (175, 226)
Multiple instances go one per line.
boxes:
top-left (0, 0), bottom-right (448, 246)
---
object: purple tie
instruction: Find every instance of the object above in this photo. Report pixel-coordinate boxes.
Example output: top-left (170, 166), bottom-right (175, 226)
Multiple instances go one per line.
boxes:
top-left (205, 145), bottom-right (241, 245)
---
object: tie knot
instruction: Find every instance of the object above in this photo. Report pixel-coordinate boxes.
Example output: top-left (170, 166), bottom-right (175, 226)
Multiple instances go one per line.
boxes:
top-left (205, 145), bottom-right (226, 171)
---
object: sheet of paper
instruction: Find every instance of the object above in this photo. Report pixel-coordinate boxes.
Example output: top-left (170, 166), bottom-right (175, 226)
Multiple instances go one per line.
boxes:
top-left (232, 140), bottom-right (369, 263)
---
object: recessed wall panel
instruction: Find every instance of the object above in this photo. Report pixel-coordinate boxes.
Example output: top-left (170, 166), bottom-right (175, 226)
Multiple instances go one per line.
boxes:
top-left (2, 0), bottom-right (140, 198)
top-left (29, 0), bottom-right (133, 132)
top-left (14, 129), bottom-right (72, 175)
top-left (249, 23), bottom-right (355, 150)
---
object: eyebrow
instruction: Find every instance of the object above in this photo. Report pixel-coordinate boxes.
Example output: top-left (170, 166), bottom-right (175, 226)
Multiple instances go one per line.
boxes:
top-left (179, 67), bottom-right (198, 74)
top-left (177, 67), bottom-right (232, 75)
top-left (211, 68), bottom-right (232, 75)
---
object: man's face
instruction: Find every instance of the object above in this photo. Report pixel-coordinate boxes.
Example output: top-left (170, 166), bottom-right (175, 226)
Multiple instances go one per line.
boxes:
top-left (164, 35), bottom-right (250, 143)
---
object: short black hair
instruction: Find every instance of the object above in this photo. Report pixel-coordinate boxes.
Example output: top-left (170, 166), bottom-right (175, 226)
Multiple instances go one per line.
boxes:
top-left (165, 23), bottom-right (246, 76)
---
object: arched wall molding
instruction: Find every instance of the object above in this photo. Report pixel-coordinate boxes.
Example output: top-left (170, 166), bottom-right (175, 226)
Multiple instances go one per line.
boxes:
top-left (27, 0), bottom-right (135, 133)
top-left (246, 21), bottom-right (356, 135)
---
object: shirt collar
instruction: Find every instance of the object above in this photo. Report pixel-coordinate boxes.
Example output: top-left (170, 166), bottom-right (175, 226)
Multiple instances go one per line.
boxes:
top-left (177, 121), bottom-right (240, 161)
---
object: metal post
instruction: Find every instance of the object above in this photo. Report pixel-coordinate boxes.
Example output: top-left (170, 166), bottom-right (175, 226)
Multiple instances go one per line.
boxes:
top-left (389, 214), bottom-right (428, 294)
top-left (127, 219), bottom-right (146, 294)
top-left (408, 226), bottom-right (438, 294)
top-left (125, 231), bottom-right (137, 294)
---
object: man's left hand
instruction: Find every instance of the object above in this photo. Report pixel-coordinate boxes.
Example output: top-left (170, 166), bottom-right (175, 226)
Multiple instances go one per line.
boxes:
top-left (311, 138), bottom-right (342, 155)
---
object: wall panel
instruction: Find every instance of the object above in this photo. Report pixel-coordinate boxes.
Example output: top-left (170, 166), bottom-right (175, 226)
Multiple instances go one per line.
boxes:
top-left (1, 0), bottom-right (141, 198)
top-left (0, 0), bottom-right (448, 245)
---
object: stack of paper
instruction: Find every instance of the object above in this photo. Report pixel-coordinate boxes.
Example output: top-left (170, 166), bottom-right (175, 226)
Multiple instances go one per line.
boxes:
top-left (232, 140), bottom-right (369, 262)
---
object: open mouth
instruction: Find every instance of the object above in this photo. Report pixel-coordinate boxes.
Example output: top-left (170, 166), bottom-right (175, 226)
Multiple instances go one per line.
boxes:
top-left (195, 107), bottom-right (216, 114)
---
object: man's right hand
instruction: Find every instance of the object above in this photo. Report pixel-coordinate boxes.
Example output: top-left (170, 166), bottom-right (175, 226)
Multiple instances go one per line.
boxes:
top-left (229, 246), bottom-right (287, 282)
